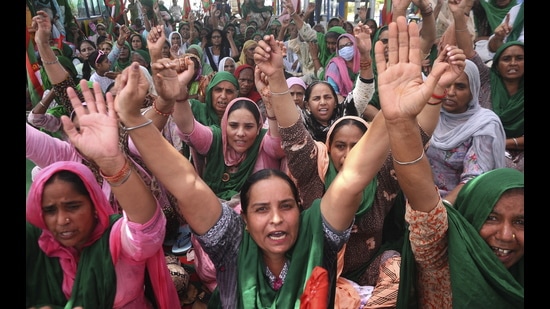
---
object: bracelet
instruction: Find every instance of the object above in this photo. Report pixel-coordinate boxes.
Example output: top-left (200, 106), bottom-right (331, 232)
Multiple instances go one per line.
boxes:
top-left (270, 89), bottom-right (290, 95)
top-left (123, 118), bottom-right (153, 131)
top-left (360, 60), bottom-right (372, 70)
top-left (512, 137), bottom-right (519, 150)
top-left (153, 99), bottom-right (174, 117)
top-left (431, 89), bottom-right (447, 100)
top-left (38, 101), bottom-right (47, 108)
top-left (266, 114), bottom-right (277, 120)
top-left (359, 76), bottom-right (374, 84)
top-left (99, 159), bottom-right (132, 186)
top-left (42, 57), bottom-right (59, 65)
top-left (426, 100), bottom-right (442, 105)
top-left (421, 3), bottom-right (433, 17)
top-left (393, 149), bottom-right (425, 165)
top-left (290, 11), bottom-right (296, 16)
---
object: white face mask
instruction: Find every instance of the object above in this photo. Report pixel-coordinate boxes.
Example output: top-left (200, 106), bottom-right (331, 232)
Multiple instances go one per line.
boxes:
top-left (339, 46), bottom-right (354, 61)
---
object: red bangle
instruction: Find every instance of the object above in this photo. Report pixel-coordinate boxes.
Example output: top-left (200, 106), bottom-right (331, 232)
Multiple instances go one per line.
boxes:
top-left (153, 99), bottom-right (174, 117)
top-left (431, 89), bottom-right (447, 100)
top-left (99, 158), bottom-right (130, 185)
top-left (427, 100), bottom-right (442, 105)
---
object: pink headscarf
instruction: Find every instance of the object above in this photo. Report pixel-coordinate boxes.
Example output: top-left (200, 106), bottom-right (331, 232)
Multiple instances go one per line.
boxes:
top-left (286, 76), bottom-right (307, 90)
top-left (325, 33), bottom-right (361, 97)
top-left (26, 161), bottom-right (115, 298)
top-left (221, 97), bottom-right (263, 166)
top-left (26, 161), bottom-right (180, 308)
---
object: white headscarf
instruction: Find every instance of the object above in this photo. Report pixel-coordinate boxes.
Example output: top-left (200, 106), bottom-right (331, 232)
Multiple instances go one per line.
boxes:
top-left (430, 60), bottom-right (506, 168)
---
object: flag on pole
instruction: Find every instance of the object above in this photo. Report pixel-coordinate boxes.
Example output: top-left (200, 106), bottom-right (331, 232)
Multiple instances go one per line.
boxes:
top-left (381, 0), bottom-right (392, 26)
top-left (183, 0), bottom-right (191, 19)
top-left (105, 0), bottom-right (126, 31)
top-left (202, 0), bottom-right (211, 13)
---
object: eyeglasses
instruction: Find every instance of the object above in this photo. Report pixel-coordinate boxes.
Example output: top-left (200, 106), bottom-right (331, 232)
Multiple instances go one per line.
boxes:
top-left (95, 50), bottom-right (105, 65)
top-left (338, 42), bottom-right (353, 49)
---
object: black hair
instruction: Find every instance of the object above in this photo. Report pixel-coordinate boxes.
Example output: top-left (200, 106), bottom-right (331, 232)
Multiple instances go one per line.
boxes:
top-left (304, 80), bottom-right (338, 104)
top-left (44, 170), bottom-right (90, 198)
top-left (88, 49), bottom-right (107, 70)
top-left (240, 169), bottom-right (302, 214)
top-left (327, 118), bottom-right (368, 147)
top-left (227, 99), bottom-right (261, 126)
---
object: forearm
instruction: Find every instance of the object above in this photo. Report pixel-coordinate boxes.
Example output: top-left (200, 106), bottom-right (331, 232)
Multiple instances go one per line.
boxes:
top-left (452, 11), bottom-right (475, 58)
top-left (270, 71), bottom-right (300, 128)
top-left (172, 99), bottom-right (195, 134)
top-left (37, 42), bottom-right (69, 84)
top-left (386, 116), bottom-right (439, 212)
top-left (100, 154), bottom-right (157, 224)
top-left (487, 33), bottom-right (505, 53)
top-left (143, 96), bottom-right (173, 131)
top-left (416, 85), bottom-right (446, 136)
top-left (322, 112), bottom-right (390, 230)
top-left (419, 5), bottom-right (437, 57)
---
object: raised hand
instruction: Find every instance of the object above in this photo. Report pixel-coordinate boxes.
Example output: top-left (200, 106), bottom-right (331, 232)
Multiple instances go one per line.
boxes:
top-left (376, 16), bottom-right (442, 121)
top-left (147, 25), bottom-right (166, 62)
top-left (152, 56), bottom-right (195, 102)
top-left (31, 10), bottom-right (52, 45)
top-left (113, 62), bottom-right (151, 121)
top-left (431, 44), bottom-right (466, 89)
top-left (254, 35), bottom-right (286, 78)
top-left (61, 80), bottom-right (121, 161)
top-left (353, 22), bottom-right (373, 58)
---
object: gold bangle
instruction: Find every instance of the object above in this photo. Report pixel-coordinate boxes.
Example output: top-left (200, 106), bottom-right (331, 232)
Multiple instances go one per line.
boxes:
top-left (512, 137), bottom-right (519, 150)
top-left (38, 101), bottom-right (47, 108)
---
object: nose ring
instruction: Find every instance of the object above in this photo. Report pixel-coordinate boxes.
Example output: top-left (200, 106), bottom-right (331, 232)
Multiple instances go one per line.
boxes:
top-left (66, 218), bottom-right (70, 223)
top-left (512, 233), bottom-right (516, 239)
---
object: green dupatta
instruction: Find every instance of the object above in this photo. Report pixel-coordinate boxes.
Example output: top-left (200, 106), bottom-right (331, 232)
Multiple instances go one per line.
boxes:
top-left (397, 168), bottom-right (524, 308)
top-left (238, 200), bottom-right (325, 308)
top-left (190, 71), bottom-right (239, 126)
top-left (478, 0), bottom-right (518, 33)
top-left (26, 214), bottom-right (121, 309)
top-left (201, 125), bottom-right (267, 200)
top-left (324, 160), bottom-right (376, 219)
top-left (316, 26), bottom-right (347, 79)
top-left (490, 41), bottom-right (524, 138)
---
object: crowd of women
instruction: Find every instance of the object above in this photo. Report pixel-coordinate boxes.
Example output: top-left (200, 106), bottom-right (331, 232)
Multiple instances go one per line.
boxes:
top-left (26, 0), bottom-right (524, 307)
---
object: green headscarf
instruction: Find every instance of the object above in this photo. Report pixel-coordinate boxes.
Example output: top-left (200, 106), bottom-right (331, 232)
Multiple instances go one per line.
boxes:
top-left (367, 25), bottom-right (389, 110)
top-left (506, 2), bottom-right (524, 43)
top-left (190, 71), bottom-right (239, 126)
top-left (490, 41), bottom-right (524, 138)
top-left (113, 41), bottom-right (132, 72)
top-left (207, 200), bottom-right (326, 308)
top-left (478, 0), bottom-right (518, 33)
top-left (317, 26), bottom-right (346, 68)
top-left (397, 168), bottom-right (524, 308)
top-left (201, 123), bottom-right (267, 201)
top-left (188, 44), bottom-right (214, 76)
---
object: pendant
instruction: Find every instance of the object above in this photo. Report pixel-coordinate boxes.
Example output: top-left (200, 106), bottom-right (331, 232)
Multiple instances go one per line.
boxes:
top-left (221, 172), bottom-right (230, 182)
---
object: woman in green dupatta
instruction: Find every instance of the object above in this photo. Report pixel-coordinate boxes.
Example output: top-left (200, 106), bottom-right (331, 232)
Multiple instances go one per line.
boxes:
top-left (190, 70), bottom-right (239, 126)
top-left (270, 23), bottom-right (458, 304)
top-left (113, 45), bottom-right (391, 307)
top-left (112, 41), bottom-right (132, 73)
top-left (26, 61), bottom-right (180, 307)
top-left (490, 41), bottom-right (524, 172)
top-left (370, 16), bottom-right (524, 309)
